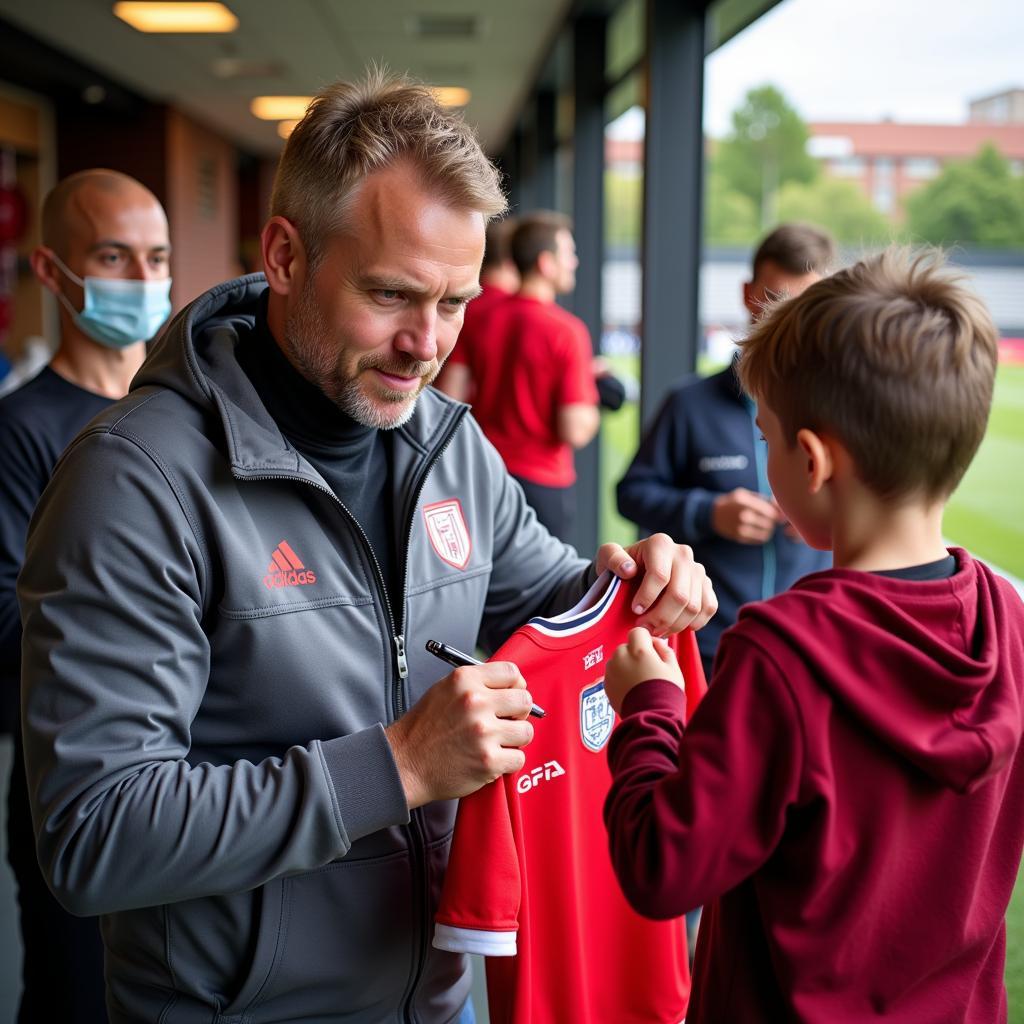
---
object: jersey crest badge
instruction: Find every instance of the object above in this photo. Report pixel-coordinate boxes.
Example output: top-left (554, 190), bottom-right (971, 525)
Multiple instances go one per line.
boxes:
top-left (423, 498), bottom-right (472, 570)
top-left (580, 680), bottom-right (614, 752)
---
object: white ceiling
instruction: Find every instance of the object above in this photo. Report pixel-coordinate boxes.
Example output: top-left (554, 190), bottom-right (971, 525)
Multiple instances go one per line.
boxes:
top-left (0, 0), bottom-right (573, 155)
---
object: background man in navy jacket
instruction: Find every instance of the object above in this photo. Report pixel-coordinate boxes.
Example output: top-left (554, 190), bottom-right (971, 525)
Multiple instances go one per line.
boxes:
top-left (617, 223), bottom-right (835, 681)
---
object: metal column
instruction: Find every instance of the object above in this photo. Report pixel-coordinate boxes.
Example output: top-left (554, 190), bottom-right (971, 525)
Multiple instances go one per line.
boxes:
top-left (569, 13), bottom-right (607, 556)
top-left (533, 90), bottom-right (557, 210)
top-left (640, 0), bottom-right (707, 428)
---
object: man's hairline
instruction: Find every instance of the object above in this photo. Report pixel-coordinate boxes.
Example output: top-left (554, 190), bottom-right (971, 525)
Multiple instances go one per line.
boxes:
top-left (45, 178), bottom-right (167, 259)
top-left (288, 156), bottom-right (501, 269)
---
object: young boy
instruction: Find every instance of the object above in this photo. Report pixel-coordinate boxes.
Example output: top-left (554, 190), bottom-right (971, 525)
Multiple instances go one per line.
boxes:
top-left (602, 248), bottom-right (1024, 1023)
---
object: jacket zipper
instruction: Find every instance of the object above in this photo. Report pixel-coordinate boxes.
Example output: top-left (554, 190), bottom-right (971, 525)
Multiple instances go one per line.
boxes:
top-left (392, 407), bottom-right (466, 1024)
top-left (746, 400), bottom-right (777, 600)
top-left (243, 403), bottom-right (467, 1024)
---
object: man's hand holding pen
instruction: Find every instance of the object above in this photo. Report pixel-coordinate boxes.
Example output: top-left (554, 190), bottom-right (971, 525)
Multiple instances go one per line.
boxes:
top-left (384, 656), bottom-right (536, 810)
top-left (426, 640), bottom-right (545, 718)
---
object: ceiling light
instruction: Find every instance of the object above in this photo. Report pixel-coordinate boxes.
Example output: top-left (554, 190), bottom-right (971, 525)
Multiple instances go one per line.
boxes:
top-left (250, 96), bottom-right (313, 121)
top-left (277, 120), bottom-right (299, 140)
top-left (113, 2), bottom-right (238, 33)
top-left (432, 87), bottom-right (471, 108)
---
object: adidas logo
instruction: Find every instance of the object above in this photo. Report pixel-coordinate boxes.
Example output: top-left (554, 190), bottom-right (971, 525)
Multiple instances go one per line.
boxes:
top-left (263, 540), bottom-right (317, 590)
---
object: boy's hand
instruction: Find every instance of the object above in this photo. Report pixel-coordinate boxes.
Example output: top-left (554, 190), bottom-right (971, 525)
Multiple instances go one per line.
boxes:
top-left (604, 627), bottom-right (684, 715)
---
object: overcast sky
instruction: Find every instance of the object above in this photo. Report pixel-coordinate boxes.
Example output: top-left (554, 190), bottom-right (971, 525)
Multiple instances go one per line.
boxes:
top-left (702, 0), bottom-right (1024, 137)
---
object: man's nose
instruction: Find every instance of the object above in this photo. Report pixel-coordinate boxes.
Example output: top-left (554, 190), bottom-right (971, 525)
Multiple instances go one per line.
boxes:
top-left (127, 255), bottom-right (165, 281)
top-left (396, 307), bottom-right (438, 362)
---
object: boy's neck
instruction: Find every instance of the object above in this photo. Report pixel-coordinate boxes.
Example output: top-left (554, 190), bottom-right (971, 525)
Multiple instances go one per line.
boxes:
top-left (830, 492), bottom-right (948, 573)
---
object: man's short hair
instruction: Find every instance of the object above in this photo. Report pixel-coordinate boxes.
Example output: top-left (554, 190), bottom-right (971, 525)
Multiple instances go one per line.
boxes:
top-left (482, 217), bottom-right (518, 271)
top-left (752, 223), bottom-right (836, 280)
top-left (510, 211), bottom-right (572, 276)
top-left (271, 68), bottom-right (507, 267)
top-left (737, 247), bottom-right (1000, 502)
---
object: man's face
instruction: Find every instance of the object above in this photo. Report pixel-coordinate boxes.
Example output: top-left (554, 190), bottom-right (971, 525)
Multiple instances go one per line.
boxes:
top-left (551, 228), bottom-right (579, 294)
top-left (743, 259), bottom-right (819, 322)
top-left (282, 162), bottom-right (485, 430)
top-left (55, 183), bottom-right (170, 309)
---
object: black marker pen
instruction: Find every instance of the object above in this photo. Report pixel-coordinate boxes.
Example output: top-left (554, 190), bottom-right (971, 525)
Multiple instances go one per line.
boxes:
top-left (425, 639), bottom-right (546, 718)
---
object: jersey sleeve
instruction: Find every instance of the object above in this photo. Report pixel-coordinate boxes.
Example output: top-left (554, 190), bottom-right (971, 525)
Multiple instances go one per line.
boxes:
top-left (555, 320), bottom-right (599, 408)
top-left (433, 772), bottom-right (523, 956)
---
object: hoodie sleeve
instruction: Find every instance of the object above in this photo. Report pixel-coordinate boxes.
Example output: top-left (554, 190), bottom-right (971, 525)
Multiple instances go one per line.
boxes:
top-left (604, 631), bottom-right (804, 919)
top-left (18, 430), bottom-right (388, 917)
top-left (616, 389), bottom-right (718, 544)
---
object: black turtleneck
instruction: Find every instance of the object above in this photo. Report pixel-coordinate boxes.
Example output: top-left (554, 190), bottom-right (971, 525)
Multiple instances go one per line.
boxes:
top-left (237, 297), bottom-right (399, 615)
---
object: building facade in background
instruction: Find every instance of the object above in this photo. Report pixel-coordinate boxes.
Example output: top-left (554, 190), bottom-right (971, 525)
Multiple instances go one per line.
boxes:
top-left (809, 88), bottom-right (1024, 216)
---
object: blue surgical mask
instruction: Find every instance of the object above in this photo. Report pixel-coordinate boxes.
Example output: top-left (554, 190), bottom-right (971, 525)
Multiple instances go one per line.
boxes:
top-left (50, 253), bottom-right (172, 349)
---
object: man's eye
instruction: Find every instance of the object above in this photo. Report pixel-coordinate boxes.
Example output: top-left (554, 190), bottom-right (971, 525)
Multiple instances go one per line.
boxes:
top-left (99, 252), bottom-right (124, 266)
top-left (375, 289), bottom-right (401, 302)
top-left (442, 297), bottom-right (466, 309)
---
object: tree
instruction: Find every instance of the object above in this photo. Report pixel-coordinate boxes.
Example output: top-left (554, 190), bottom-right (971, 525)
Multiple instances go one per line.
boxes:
top-left (906, 144), bottom-right (1024, 248)
top-left (604, 168), bottom-right (643, 248)
top-left (776, 177), bottom-right (894, 245)
top-left (716, 85), bottom-right (819, 228)
top-left (704, 166), bottom-right (759, 245)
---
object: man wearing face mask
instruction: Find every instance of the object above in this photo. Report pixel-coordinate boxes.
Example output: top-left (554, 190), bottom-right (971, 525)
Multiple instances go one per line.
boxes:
top-left (0, 167), bottom-right (170, 1023)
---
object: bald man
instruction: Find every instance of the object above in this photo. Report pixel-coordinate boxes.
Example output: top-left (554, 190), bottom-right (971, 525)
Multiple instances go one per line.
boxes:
top-left (0, 169), bottom-right (170, 1023)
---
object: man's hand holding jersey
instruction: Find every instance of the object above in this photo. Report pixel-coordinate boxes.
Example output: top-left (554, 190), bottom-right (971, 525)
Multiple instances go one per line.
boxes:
top-left (596, 532), bottom-right (717, 636)
top-left (387, 531), bottom-right (716, 810)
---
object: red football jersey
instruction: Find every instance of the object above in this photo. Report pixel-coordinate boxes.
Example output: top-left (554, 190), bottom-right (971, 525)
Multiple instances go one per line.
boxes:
top-left (434, 574), bottom-right (707, 1024)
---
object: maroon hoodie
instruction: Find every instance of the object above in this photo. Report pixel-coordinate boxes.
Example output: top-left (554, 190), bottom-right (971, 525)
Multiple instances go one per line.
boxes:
top-left (605, 549), bottom-right (1024, 1023)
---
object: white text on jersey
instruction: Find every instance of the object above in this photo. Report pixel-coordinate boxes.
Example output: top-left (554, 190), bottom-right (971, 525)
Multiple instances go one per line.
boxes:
top-left (517, 761), bottom-right (566, 794)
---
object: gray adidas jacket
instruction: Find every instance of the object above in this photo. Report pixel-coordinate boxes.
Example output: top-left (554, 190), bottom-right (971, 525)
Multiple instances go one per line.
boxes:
top-left (19, 275), bottom-right (592, 1024)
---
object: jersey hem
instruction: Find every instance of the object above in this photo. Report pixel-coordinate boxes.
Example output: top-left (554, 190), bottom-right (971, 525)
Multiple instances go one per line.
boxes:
top-left (432, 922), bottom-right (518, 957)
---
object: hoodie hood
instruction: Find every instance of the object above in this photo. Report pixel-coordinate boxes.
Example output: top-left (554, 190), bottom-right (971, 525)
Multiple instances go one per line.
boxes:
top-left (736, 550), bottom-right (1023, 793)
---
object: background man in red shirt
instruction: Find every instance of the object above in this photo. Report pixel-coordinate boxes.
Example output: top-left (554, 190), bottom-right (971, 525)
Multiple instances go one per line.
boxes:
top-left (451, 211), bottom-right (599, 541)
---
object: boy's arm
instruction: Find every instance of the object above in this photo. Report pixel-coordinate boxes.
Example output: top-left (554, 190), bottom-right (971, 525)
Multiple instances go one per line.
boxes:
top-left (603, 632), bottom-right (803, 919)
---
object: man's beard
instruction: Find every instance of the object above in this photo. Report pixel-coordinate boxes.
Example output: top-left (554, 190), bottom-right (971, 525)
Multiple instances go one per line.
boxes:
top-left (282, 282), bottom-right (440, 430)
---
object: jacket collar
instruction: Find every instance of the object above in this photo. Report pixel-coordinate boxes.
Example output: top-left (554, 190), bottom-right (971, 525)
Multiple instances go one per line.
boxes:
top-left (134, 273), bottom-right (467, 479)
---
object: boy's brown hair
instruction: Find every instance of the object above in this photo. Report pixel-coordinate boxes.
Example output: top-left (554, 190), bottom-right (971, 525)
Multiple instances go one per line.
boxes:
top-left (510, 211), bottom-right (573, 276)
top-left (737, 246), bottom-right (1000, 501)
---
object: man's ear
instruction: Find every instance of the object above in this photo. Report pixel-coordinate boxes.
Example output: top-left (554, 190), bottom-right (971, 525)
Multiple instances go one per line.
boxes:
top-left (261, 216), bottom-right (306, 296)
top-left (795, 428), bottom-right (834, 495)
top-left (742, 280), bottom-right (757, 319)
top-left (536, 249), bottom-right (557, 282)
top-left (29, 247), bottom-right (64, 297)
